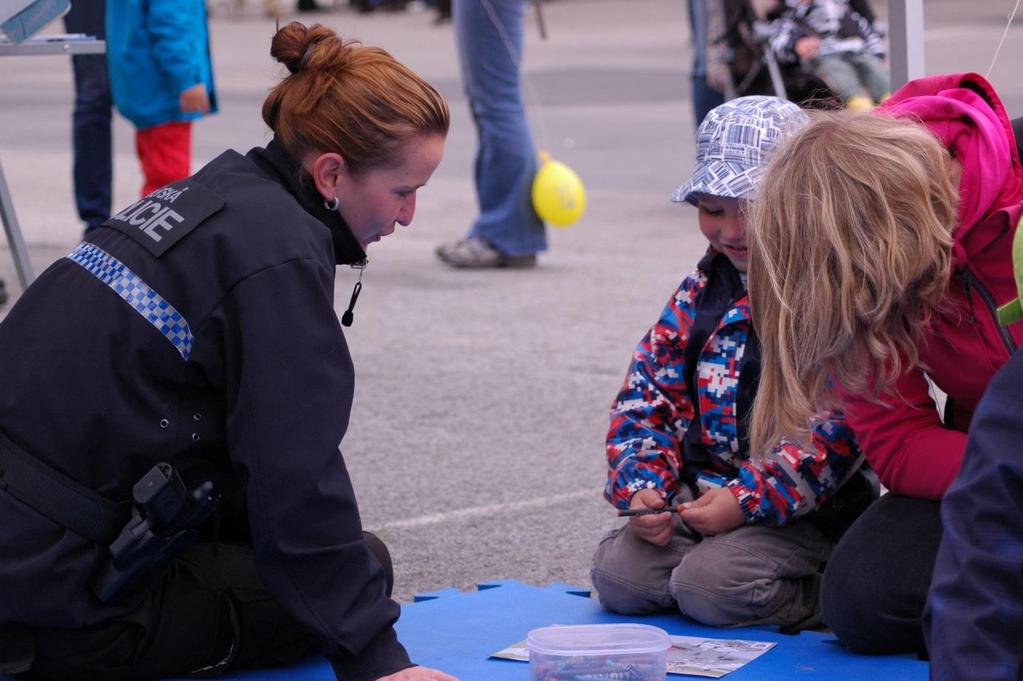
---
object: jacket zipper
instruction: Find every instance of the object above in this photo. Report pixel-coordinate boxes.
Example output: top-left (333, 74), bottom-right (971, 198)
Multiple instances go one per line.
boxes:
top-left (960, 267), bottom-right (1017, 354)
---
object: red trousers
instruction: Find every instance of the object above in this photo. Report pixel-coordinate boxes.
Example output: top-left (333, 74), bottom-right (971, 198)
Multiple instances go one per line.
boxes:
top-left (135, 121), bottom-right (192, 197)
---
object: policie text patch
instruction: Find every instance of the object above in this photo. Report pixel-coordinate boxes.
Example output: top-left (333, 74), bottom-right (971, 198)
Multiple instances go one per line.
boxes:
top-left (103, 181), bottom-right (225, 257)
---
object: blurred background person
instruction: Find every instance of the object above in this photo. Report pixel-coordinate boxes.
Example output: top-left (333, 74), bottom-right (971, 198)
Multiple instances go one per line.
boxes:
top-left (107, 0), bottom-right (217, 197)
top-left (435, 0), bottom-right (547, 269)
top-left (64, 0), bottom-right (112, 233)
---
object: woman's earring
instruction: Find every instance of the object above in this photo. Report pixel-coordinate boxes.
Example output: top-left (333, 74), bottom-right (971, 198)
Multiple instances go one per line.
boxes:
top-left (324, 195), bottom-right (340, 212)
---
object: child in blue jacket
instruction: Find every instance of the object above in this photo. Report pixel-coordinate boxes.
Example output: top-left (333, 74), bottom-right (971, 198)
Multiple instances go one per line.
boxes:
top-left (591, 96), bottom-right (863, 629)
top-left (107, 0), bottom-right (217, 197)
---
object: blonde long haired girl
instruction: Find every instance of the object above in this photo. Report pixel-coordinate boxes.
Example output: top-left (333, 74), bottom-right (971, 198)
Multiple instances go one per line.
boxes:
top-left (742, 72), bottom-right (1023, 657)
top-left (747, 112), bottom-right (958, 459)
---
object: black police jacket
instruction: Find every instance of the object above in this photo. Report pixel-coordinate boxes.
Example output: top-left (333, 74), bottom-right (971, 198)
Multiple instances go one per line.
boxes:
top-left (0, 138), bottom-right (412, 680)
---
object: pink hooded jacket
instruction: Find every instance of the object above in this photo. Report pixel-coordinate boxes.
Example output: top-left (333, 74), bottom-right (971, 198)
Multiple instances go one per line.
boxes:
top-left (839, 73), bottom-right (1023, 500)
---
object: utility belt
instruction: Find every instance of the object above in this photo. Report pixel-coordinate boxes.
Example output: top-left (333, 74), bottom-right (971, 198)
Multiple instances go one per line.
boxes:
top-left (0, 430), bottom-right (218, 604)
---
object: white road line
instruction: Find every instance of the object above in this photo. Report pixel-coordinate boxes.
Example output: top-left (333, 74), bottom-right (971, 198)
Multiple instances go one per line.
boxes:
top-left (367, 488), bottom-right (599, 532)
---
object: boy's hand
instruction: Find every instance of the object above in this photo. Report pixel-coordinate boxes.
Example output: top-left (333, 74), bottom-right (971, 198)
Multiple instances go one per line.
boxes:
top-left (180, 83), bottom-right (210, 114)
top-left (795, 36), bottom-right (821, 60)
top-left (680, 487), bottom-right (745, 536)
top-left (627, 488), bottom-right (676, 546)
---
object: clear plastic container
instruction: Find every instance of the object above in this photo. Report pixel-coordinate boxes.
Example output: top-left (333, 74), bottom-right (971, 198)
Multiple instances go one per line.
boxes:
top-left (527, 623), bottom-right (670, 681)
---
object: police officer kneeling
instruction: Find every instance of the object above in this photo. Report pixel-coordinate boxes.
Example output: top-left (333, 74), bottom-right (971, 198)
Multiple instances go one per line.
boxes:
top-left (0, 21), bottom-right (457, 681)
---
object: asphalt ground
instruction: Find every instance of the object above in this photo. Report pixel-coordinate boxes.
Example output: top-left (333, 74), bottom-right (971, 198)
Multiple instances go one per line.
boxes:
top-left (2, 0), bottom-right (1023, 602)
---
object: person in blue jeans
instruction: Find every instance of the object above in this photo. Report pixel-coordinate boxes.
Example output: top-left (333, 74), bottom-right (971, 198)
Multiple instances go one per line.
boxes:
top-left (64, 0), bottom-right (112, 233)
top-left (688, 0), bottom-right (725, 129)
top-left (435, 0), bottom-right (546, 269)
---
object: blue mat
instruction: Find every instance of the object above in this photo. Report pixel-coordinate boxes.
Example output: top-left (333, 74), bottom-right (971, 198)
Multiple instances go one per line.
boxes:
top-left (1, 581), bottom-right (928, 680)
top-left (396, 581), bottom-right (927, 680)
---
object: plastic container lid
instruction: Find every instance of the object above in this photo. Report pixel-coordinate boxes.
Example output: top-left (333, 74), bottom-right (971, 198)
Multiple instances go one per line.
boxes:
top-left (526, 623), bottom-right (671, 656)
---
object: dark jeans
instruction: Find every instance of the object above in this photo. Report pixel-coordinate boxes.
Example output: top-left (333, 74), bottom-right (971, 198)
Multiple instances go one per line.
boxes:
top-left (821, 494), bottom-right (942, 656)
top-left (20, 533), bottom-right (393, 680)
top-left (64, 0), bottom-right (112, 233)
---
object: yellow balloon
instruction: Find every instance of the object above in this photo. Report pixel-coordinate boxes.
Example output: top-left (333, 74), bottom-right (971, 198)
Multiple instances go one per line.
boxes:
top-left (531, 150), bottom-right (586, 227)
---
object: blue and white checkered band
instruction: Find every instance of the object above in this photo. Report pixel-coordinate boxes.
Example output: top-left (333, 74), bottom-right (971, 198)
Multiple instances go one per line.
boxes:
top-left (67, 242), bottom-right (194, 361)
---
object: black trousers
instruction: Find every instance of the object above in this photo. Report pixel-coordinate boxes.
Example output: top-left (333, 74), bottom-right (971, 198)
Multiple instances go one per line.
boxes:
top-left (820, 494), bottom-right (942, 656)
top-left (20, 533), bottom-right (393, 681)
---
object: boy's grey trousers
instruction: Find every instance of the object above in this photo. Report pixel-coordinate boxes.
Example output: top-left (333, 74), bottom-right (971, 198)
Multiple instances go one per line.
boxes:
top-left (590, 518), bottom-right (830, 627)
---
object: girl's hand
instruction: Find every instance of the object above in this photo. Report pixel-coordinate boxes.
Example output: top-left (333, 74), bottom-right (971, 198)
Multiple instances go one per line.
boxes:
top-left (680, 487), bottom-right (745, 536)
top-left (627, 488), bottom-right (676, 546)
top-left (377, 666), bottom-right (459, 681)
top-left (179, 83), bottom-right (210, 114)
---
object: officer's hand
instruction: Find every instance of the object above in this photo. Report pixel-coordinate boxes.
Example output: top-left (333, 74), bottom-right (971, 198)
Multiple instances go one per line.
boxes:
top-left (628, 488), bottom-right (676, 547)
top-left (180, 83), bottom-right (210, 114)
top-left (680, 487), bottom-right (745, 536)
top-left (377, 666), bottom-right (459, 681)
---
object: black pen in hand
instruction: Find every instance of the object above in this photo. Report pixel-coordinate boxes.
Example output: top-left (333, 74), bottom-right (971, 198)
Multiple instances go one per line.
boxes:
top-left (616, 504), bottom-right (702, 539)
top-left (616, 506), bottom-right (683, 516)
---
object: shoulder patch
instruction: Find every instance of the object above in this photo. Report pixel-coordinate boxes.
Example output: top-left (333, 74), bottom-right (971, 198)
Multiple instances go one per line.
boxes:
top-left (103, 181), bottom-right (225, 257)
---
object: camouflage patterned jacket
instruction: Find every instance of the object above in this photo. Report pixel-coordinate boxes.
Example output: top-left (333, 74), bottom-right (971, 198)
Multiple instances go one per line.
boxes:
top-left (605, 251), bottom-right (862, 526)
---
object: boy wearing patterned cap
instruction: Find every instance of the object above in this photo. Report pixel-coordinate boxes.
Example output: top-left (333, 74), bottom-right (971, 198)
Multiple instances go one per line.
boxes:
top-left (590, 96), bottom-right (863, 629)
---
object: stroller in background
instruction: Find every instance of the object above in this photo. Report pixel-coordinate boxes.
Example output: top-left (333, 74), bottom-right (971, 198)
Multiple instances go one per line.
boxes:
top-left (705, 0), bottom-right (880, 110)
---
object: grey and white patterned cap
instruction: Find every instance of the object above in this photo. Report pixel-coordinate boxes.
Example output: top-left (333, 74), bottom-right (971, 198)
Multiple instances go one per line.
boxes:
top-left (673, 96), bottom-right (808, 205)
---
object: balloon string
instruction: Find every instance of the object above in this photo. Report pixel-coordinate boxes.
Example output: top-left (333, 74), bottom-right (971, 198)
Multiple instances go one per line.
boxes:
top-left (478, 0), bottom-right (551, 151)
top-left (987, 0), bottom-right (1022, 78)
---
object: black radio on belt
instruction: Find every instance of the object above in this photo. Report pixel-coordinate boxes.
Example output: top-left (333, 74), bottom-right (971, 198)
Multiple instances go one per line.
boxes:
top-left (92, 463), bottom-right (217, 603)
